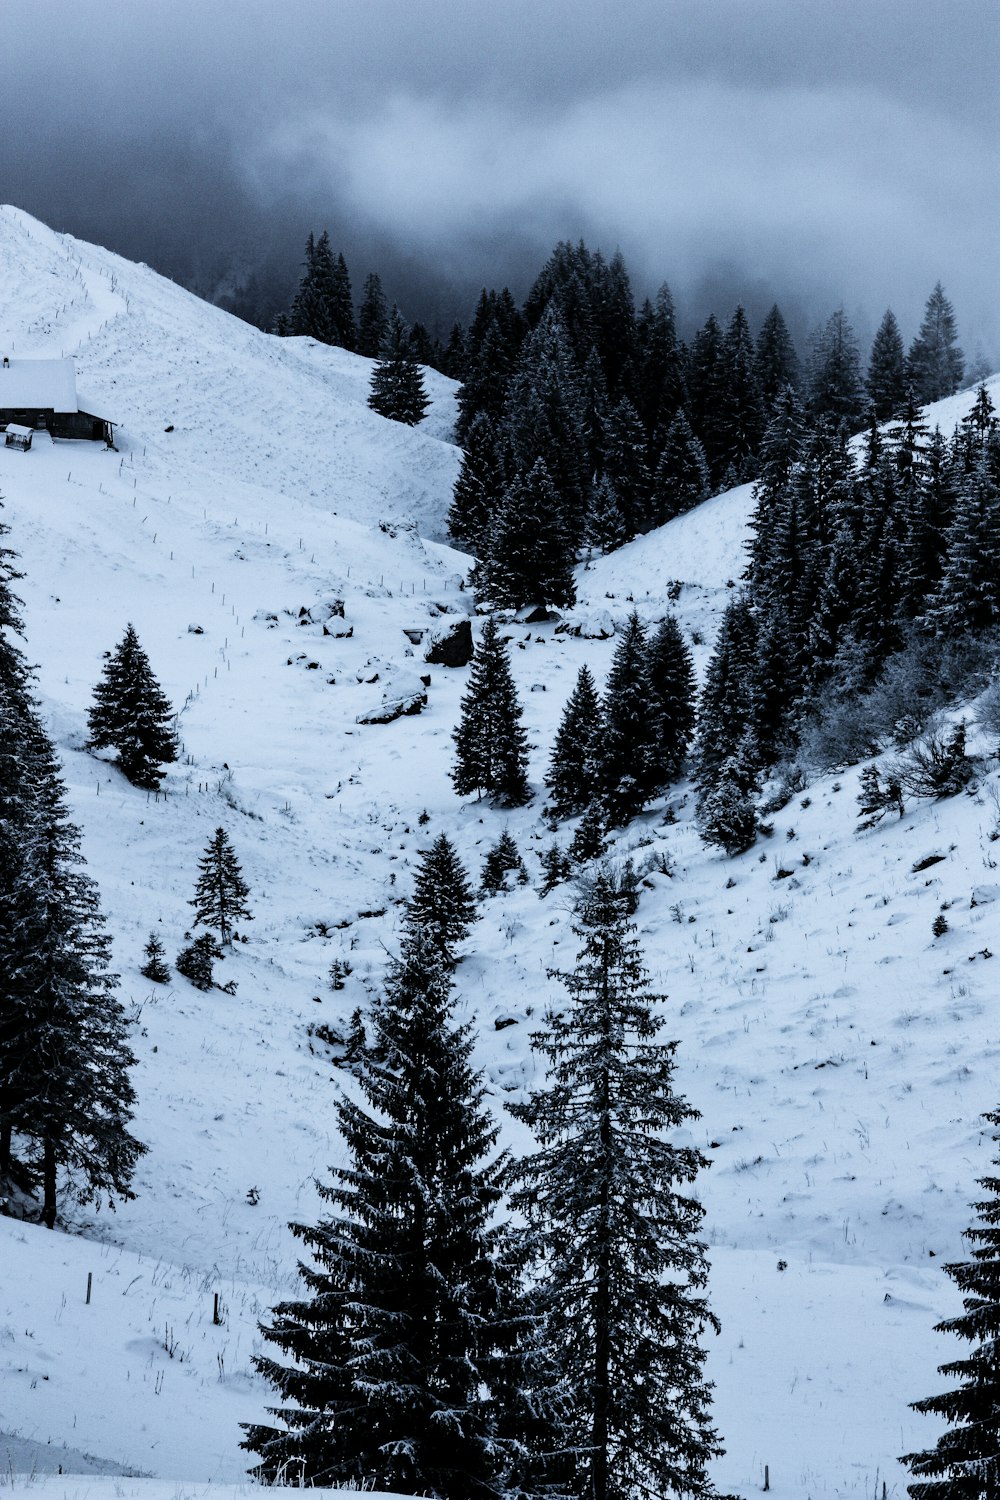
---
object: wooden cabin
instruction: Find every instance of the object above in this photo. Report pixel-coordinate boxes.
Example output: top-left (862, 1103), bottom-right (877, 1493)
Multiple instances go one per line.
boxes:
top-left (0, 357), bottom-right (115, 445)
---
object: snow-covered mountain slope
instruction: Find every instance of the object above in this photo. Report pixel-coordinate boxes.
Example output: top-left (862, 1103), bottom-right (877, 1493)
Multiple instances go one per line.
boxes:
top-left (3, 203), bottom-right (1000, 1499)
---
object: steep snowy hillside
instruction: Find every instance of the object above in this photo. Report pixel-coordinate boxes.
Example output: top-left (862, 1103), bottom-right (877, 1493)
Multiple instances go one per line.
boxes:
top-left (3, 204), bottom-right (1000, 1499)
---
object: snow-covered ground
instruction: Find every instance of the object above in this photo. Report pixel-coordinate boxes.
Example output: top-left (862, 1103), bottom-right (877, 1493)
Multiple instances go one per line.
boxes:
top-left (2, 203), bottom-right (1000, 1498)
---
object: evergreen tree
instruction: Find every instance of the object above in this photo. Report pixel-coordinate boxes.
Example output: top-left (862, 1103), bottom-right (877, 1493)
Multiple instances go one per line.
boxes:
top-left (477, 460), bottom-right (577, 611)
top-left (692, 597), bottom-right (762, 807)
top-left (480, 831), bottom-right (528, 895)
top-left (509, 867), bottom-right (722, 1500)
top-left (357, 272), bottom-right (390, 358)
top-left (406, 833), bottom-right (477, 960)
top-left (647, 409), bottom-right (710, 528)
top-left (456, 307), bottom-right (520, 447)
top-left (568, 800), bottom-right (608, 866)
top-left (601, 613), bottom-right (656, 826)
top-left (902, 1107), bottom-right (1000, 1499)
top-left (646, 615), bottom-right (696, 789)
top-left (601, 397), bottom-right (649, 539)
top-left (807, 309), bottom-right (865, 429)
top-left (329, 252), bottom-right (356, 351)
top-left (452, 617), bottom-right (531, 806)
top-left (907, 282), bottom-right (964, 404)
top-left (442, 322), bottom-right (468, 380)
top-left (86, 624), bottom-right (179, 790)
top-left (244, 932), bottom-right (532, 1496)
top-left (289, 233), bottom-right (327, 341)
top-left (925, 454), bottom-right (1000, 635)
top-left (538, 841), bottom-right (572, 896)
top-left (744, 385), bottom-right (806, 598)
top-left (190, 827), bottom-right (251, 946)
top-left (717, 305), bottom-right (765, 482)
top-left (368, 308), bottom-right (430, 426)
top-left (0, 707), bottom-right (145, 1227)
top-left (686, 314), bottom-right (728, 488)
top-left (635, 283), bottom-right (687, 438)
top-left (585, 474), bottom-right (628, 555)
top-left (176, 932), bottom-right (221, 991)
top-left (140, 933), bottom-right (170, 984)
top-left (545, 664), bottom-right (603, 819)
top-left (695, 743), bottom-right (760, 857)
top-left (866, 309), bottom-right (908, 421)
top-left (447, 413), bottom-right (509, 556)
top-left (754, 304), bottom-right (800, 410)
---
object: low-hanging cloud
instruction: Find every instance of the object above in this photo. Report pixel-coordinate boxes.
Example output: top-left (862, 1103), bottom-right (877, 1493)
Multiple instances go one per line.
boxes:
top-left (1, 0), bottom-right (997, 352)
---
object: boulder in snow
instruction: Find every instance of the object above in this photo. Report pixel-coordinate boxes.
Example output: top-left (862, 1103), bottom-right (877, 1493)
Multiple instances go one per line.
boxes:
top-left (356, 669), bottom-right (428, 725)
top-left (424, 617), bottom-right (473, 667)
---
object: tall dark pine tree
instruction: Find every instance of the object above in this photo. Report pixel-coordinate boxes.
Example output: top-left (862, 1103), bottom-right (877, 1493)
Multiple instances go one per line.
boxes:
top-left (545, 664), bottom-right (603, 820)
top-left (754, 304), bottom-right (799, 410)
top-left (807, 308), bottom-right (865, 430)
top-left (329, 252), bottom-right (357, 351)
top-left (244, 932), bottom-right (526, 1497)
top-left (718, 305), bottom-right (765, 482)
top-left (368, 309), bottom-right (430, 426)
top-left (635, 283), bottom-right (687, 438)
top-left (510, 867), bottom-right (722, 1500)
top-left (902, 1107), bottom-right (1000, 1499)
top-left (601, 613), bottom-right (656, 827)
top-left (925, 454), bottom-right (1000, 636)
top-left (190, 827), bottom-right (251, 946)
top-left (406, 833), bottom-right (477, 961)
top-left (647, 410), bottom-right (710, 528)
top-left (0, 707), bottom-right (145, 1228)
top-left (447, 414), bottom-right (509, 556)
top-left (907, 282), bottom-right (964, 404)
top-left (452, 617), bottom-right (531, 806)
top-left (866, 309), bottom-right (908, 421)
top-left (477, 460), bottom-right (576, 611)
top-left (692, 596), bottom-right (762, 812)
top-left (601, 397), bottom-right (649, 539)
top-left (86, 624), bottom-right (179, 790)
top-left (646, 615), bottom-right (696, 790)
top-left (356, 272), bottom-right (390, 358)
top-left (686, 314), bottom-right (728, 488)
top-left (289, 233), bottom-right (328, 342)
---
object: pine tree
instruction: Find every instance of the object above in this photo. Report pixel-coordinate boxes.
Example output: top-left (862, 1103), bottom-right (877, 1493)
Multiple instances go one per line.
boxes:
top-left (244, 931), bottom-right (529, 1496)
top-left (866, 309), bottom-right (907, 421)
top-left (477, 460), bottom-right (577, 611)
top-left (176, 932), bottom-right (221, 991)
top-left (451, 617), bottom-right (531, 806)
top-left (509, 867), bottom-right (722, 1500)
top-left (568, 800), bottom-right (608, 866)
top-left (925, 455), bottom-right (1000, 635)
top-left (86, 624), bottom-right (179, 790)
top-left (357, 271), bottom-right (390, 358)
top-left (646, 615), bottom-right (696, 789)
top-left (907, 282), bottom-right (964, 404)
top-left (586, 475), bottom-right (628, 555)
top-left (0, 707), bottom-right (145, 1227)
top-left (902, 1107), bottom-right (1000, 1499)
top-left (406, 833), bottom-right (477, 960)
top-left (368, 308), bottom-right (430, 426)
top-left (692, 597), bottom-right (762, 809)
top-left (602, 397), bottom-right (649, 539)
top-left (717, 305), bottom-right (765, 482)
top-left (695, 741), bottom-right (760, 857)
top-left (807, 309), bottom-right (865, 429)
top-left (686, 314), bottom-right (728, 488)
top-left (635, 283), bottom-right (687, 438)
top-left (140, 933), bottom-right (170, 983)
top-left (545, 664), bottom-right (603, 819)
top-left (647, 409), bottom-right (710, 528)
top-left (289, 233), bottom-right (326, 341)
top-left (480, 831), bottom-right (528, 895)
top-left (601, 613), bottom-right (656, 827)
top-left (538, 842), bottom-right (572, 896)
top-left (448, 413), bottom-right (508, 555)
top-left (754, 304), bottom-right (800, 410)
top-left (190, 827), bottom-right (251, 946)
top-left (330, 252), bottom-right (356, 351)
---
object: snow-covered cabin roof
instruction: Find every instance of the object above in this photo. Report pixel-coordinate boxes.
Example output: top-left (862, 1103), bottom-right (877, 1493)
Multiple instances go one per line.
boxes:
top-left (0, 357), bottom-right (109, 420)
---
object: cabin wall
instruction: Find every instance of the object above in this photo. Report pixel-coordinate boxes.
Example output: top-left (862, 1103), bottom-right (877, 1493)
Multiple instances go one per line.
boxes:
top-left (0, 408), bottom-right (109, 442)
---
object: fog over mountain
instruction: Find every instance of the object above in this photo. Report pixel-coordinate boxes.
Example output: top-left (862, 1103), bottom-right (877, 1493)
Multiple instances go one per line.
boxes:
top-left (2, 0), bottom-right (997, 350)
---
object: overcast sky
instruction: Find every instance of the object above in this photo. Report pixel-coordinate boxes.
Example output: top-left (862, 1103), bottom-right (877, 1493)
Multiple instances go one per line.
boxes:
top-left (2, 0), bottom-right (997, 350)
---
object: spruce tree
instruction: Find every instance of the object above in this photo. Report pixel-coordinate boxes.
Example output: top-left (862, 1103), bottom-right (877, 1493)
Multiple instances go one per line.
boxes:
top-left (866, 309), bottom-right (908, 421)
top-left (646, 614), bottom-right (696, 789)
top-left (754, 304), bottom-right (800, 410)
top-left (601, 397), bottom-right (649, 539)
top-left (902, 1107), bottom-right (1000, 1499)
top-left (695, 741), bottom-right (760, 857)
top-left (601, 613), bottom-right (656, 827)
top-left (635, 283), bottom-right (687, 438)
top-left (451, 617), bottom-right (531, 806)
top-left (477, 460), bottom-right (577, 611)
top-left (925, 455), bottom-right (1000, 636)
top-left (509, 867), bottom-right (722, 1500)
top-left (647, 409), bottom-right (710, 528)
top-left (86, 624), bottom-right (179, 790)
top-left (480, 831), bottom-right (528, 896)
top-left (586, 475), bottom-right (628, 555)
top-left (807, 308), bottom-right (865, 430)
top-left (406, 833), bottom-right (477, 960)
top-left (718, 304), bottom-right (765, 482)
top-left (568, 800), bottom-right (608, 866)
top-left (692, 597), bottom-right (762, 811)
top-left (0, 708), bottom-right (145, 1227)
top-left (176, 932), bottom-right (221, 991)
top-left (140, 933), bottom-right (170, 983)
top-left (330, 252), bottom-right (356, 351)
top-left (368, 309), bottom-right (430, 426)
top-left (244, 932), bottom-right (528, 1496)
top-left (357, 271), bottom-right (390, 358)
top-left (686, 314), bottom-right (728, 488)
top-left (545, 664), bottom-right (603, 819)
top-left (190, 827), bottom-right (251, 946)
top-left (907, 282), bottom-right (964, 405)
top-left (448, 413), bottom-right (508, 556)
